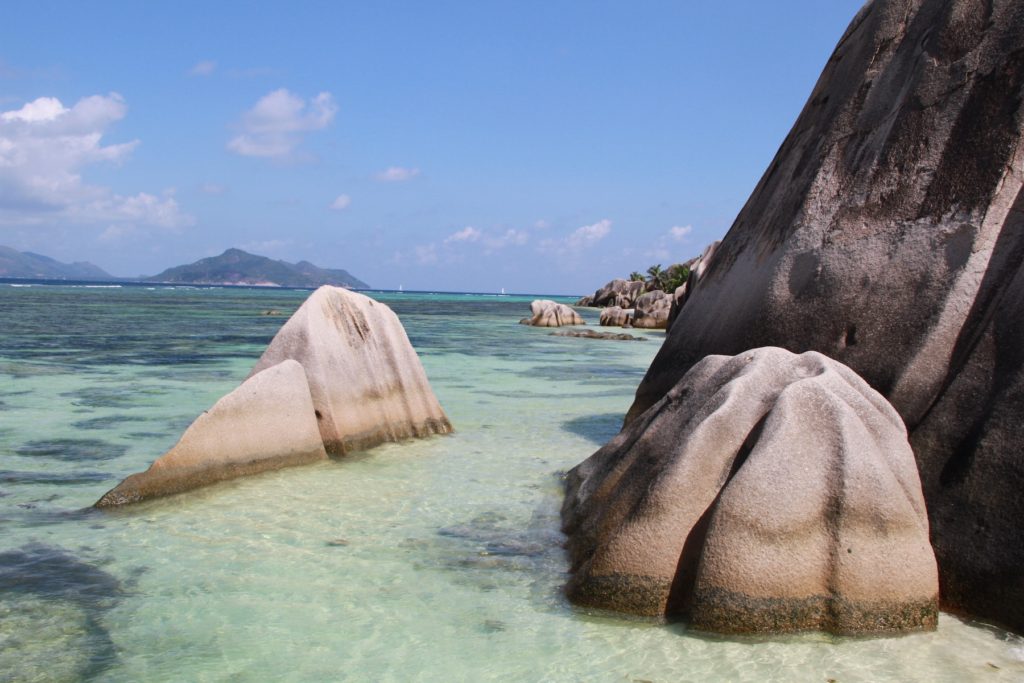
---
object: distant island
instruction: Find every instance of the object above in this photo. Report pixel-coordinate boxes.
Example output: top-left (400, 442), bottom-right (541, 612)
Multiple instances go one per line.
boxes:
top-left (0, 245), bottom-right (114, 280)
top-left (0, 245), bottom-right (369, 289)
top-left (146, 248), bottom-right (369, 288)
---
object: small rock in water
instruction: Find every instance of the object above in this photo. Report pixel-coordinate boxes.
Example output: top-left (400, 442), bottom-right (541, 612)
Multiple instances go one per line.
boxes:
top-left (326, 538), bottom-right (349, 547)
top-left (260, 309), bottom-right (283, 316)
top-left (550, 329), bottom-right (645, 341)
top-left (481, 619), bottom-right (507, 633)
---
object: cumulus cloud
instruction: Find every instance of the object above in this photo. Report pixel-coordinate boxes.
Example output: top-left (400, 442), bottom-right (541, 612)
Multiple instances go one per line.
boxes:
top-left (444, 226), bottom-right (481, 243)
top-left (669, 225), bottom-right (692, 241)
top-left (0, 94), bottom-right (192, 230)
top-left (227, 89), bottom-right (337, 159)
top-left (190, 60), bottom-right (217, 76)
top-left (485, 229), bottom-right (528, 249)
top-left (329, 193), bottom-right (351, 210)
top-left (375, 166), bottom-right (419, 182)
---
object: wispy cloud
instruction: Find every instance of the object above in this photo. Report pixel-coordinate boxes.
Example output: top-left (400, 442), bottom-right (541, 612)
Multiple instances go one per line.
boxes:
top-left (189, 60), bottom-right (217, 76)
top-left (669, 225), bottom-right (692, 241)
top-left (199, 182), bottom-right (227, 195)
top-left (329, 193), bottom-right (351, 210)
top-left (444, 226), bottom-right (481, 243)
top-left (227, 89), bottom-right (337, 159)
top-left (539, 219), bottom-right (612, 255)
top-left (375, 166), bottom-right (420, 182)
top-left (0, 94), bottom-right (192, 230)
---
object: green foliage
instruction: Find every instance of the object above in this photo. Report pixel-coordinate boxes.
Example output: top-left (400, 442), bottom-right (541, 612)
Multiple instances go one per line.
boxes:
top-left (628, 271), bottom-right (645, 282)
top-left (639, 263), bottom-right (690, 293)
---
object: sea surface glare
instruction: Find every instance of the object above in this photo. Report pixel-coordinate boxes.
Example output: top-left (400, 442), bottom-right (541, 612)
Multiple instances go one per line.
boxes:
top-left (0, 283), bottom-right (1021, 682)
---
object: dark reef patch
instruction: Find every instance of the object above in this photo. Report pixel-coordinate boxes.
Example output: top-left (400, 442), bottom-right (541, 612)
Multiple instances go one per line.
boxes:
top-left (15, 439), bottom-right (128, 462)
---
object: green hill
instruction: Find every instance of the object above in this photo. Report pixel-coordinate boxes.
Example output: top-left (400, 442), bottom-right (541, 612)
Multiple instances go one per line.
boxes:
top-left (0, 246), bottom-right (114, 280)
top-left (146, 248), bottom-right (369, 288)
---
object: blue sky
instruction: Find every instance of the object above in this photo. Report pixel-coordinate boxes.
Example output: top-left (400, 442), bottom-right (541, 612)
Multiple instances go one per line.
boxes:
top-left (0, 1), bottom-right (864, 293)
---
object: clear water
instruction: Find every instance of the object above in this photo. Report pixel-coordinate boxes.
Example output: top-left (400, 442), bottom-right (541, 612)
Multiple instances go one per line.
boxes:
top-left (0, 282), bottom-right (1021, 683)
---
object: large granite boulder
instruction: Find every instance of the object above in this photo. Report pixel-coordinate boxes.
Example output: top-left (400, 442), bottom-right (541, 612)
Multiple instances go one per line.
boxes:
top-left (96, 360), bottom-right (327, 507)
top-left (623, 0), bottom-right (1024, 630)
top-left (563, 348), bottom-right (938, 635)
top-left (599, 306), bottom-right (634, 327)
top-left (631, 291), bottom-right (672, 329)
top-left (250, 286), bottom-right (452, 454)
top-left (668, 241), bottom-right (720, 329)
top-left (591, 279), bottom-right (645, 308)
top-left (525, 299), bottom-right (585, 327)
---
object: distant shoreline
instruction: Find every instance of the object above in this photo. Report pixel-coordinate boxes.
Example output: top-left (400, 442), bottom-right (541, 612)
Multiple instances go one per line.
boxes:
top-left (0, 277), bottom-right (582, 299)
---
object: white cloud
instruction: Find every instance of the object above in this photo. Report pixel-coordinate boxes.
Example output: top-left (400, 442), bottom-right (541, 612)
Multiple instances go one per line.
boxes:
top-left (485, 229), bottom-right (528, 249)
top-left (190, 60), bottom-right (217, 76)
top-left (444, 226), bottom-right (481, 243)
top-left (566, 219), bottom-right (611, 248)
top-left (533, 219), bottom-right (550, 230)
top-left (375, 166), bottom-right (419, 182)
top-left (329, 193), bottom-right (351, 210)
top-left (227, 89), bottom-right (337, 159)
top-left (0, 94), bottom-right (193, 230)
top-left (669, 225), bottom-right (692, 241)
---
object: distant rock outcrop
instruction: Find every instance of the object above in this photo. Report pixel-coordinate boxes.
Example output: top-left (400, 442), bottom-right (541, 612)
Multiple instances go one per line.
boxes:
top-left (250, 286), bottom-right (452, 454)
top-left (563, 348), bottom-right (938, 635)
top-left (631, 291), bottom-right (672, 329)
top-left (599, 306), bottom-right (633, 327)
top-left (96, 360), bottom-right (327, 507)
top-left (589, 279), bottom-right (646, 309)
top-left (524, 300), bottom-right (585, 327)
top-left (623, 0), bottom-right (1024, 630)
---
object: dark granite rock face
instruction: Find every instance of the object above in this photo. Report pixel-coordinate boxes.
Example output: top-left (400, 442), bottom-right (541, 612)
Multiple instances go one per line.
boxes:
top-left (622, 0), bottom-right (1024, 631)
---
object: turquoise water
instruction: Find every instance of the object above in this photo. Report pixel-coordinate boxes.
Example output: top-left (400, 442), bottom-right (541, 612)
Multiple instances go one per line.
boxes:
top-left (0, 282), bottom-right (1021, 682)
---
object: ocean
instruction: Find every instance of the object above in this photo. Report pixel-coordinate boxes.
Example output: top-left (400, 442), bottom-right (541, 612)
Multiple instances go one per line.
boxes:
top-left (0, 282), bottom-right (1021, 682)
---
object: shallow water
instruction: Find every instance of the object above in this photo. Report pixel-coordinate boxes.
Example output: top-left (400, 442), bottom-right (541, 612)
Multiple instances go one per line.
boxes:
top-left (0, 282), bottom-right (1021, 682)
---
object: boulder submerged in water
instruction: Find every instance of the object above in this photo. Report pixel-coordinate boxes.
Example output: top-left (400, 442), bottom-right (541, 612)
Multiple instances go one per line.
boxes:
top-left (622, 0), bottom-right (1024, 630)
top-left (96, 360), bottom-right (327, 507)
top-left (525, 300), bottom-right (585, 327)
top-left (599, 306), bottom-right (634, 327)
top-left (249, 286), bottom-right (452, 454)
top-left (562, 348), bottom-right (938, 635)
top-left (96, 286), bottom-right (452, 507)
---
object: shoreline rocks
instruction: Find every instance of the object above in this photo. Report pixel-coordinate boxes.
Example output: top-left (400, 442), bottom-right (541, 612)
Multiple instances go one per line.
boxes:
top-left (599, 307), bottom-right (634, 327)
top-left (632, 291), bottom-right (672, 329)
top-left (563, 348), bottom-right (939, 635)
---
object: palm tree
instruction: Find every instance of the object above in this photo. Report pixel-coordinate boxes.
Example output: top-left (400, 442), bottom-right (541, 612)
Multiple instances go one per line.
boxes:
top-left (629, 271), bottom-right (645, 282)
top-left (645, 264), bottom-right (663, 291)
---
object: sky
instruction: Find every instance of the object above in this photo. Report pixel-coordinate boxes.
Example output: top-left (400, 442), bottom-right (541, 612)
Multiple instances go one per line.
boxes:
top-left (0, 1), bottom-right (866, 294)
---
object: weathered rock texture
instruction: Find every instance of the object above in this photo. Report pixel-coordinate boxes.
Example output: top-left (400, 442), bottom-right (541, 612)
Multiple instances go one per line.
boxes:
top-left (589, 279), bottom-right (646, 308)
top-left (96, 360), bottom-right (328, 507)
top-left (526, 300), bottom-right (585, 327)
top-left (599, 306), bottom-right (634, 327)
top-left (632, 291), bottom-right (672, 329)
top-left (624, 0), bottom-right (1024, 630)
top-left (250, 286), bottom-right (452, 454)
top-left (551, 329), bottom-right (645, 342)
top-left (564, 348), bottom-right (939, 635)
